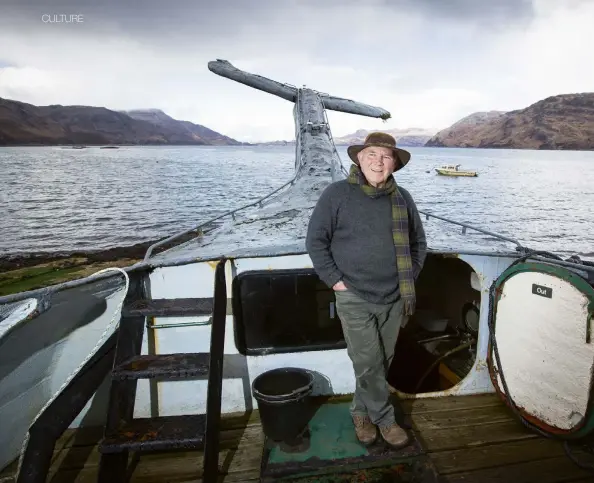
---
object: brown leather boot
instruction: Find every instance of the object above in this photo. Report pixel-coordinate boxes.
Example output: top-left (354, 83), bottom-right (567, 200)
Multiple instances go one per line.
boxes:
top-left (379, 422), bottom-right (409, 449)
top-left (352, 415), bottom-right (377, 446)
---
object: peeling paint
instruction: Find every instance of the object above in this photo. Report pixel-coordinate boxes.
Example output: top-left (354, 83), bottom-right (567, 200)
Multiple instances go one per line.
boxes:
top-left (491, 268), bottom-right (594, 433)
top-left (440, 253), bottom-right (460, 258)
top-left (474, 359), bottom-right (489, 372)
top-left (0, 298), bottom-right (38, 339)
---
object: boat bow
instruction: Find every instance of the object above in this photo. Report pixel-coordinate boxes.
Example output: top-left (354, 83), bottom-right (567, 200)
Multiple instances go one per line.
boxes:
top-left (152, 60), bottom-right (391, 262)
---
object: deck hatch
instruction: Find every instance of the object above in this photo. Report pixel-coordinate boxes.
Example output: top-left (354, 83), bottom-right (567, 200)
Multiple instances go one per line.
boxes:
top-left (232, 268), bottom-right (346, 355)
top-left (488, 262), bottom-right (594, 437)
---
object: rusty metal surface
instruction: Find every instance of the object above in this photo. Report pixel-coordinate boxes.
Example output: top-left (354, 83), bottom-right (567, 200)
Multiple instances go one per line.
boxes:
top-left (265, 458), bottom-right (441, 482)
top-left (122, 297), bottom-right (213, 317)
top-left (100, 414), bottom-right (206, 453)
top-left (112, 353), bottom-right (210, 380)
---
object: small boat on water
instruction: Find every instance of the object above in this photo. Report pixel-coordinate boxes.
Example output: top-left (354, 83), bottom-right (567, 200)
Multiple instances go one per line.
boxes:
top-left (0, 59), bottom-right (593, 482)
top-left (435, 164), bottom-right (478, 177)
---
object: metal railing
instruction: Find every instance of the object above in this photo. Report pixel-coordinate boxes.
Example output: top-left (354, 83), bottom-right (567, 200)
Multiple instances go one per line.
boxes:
top-left (317, 93), bottom-right (519, 248)
top-left (143, 175), bottom-right (298, 260)
top-left (1, 214), bottom-right (591, 307)
top-left (418, 210), bottom-right (523, 248)
top-left (317, 92), bottom-right (520, 249)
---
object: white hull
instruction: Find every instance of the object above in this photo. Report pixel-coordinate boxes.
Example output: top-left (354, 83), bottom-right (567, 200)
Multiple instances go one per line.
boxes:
top-left (0, 281), bottom-right (124, 469)
top-left (0, 249), bottom-right (516, 470)
top-left (130, 252), bottom-right (509, 418)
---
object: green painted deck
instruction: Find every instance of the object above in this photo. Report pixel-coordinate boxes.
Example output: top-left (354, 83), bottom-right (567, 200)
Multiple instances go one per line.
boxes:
top-left (260, 400), bottom-right (436, 481)
top-left (1, 393), bottom-right (592, 482)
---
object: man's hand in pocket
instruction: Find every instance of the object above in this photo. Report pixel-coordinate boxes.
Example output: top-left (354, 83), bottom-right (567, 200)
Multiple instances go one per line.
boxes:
top-left (333, 281), bottom-right (347, 291)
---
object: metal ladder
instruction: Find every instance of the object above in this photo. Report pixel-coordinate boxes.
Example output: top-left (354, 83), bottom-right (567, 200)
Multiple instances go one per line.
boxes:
top-left (97, 258), bottom-right (227, 483)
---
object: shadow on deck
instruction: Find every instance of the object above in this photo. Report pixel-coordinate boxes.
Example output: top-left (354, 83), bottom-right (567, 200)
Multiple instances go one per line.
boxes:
top-left (1, 393), bottom-right (592, 483)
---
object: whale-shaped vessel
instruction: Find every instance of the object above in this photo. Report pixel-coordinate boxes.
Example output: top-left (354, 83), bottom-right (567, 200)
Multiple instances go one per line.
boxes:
top-left (1, 59), bottom-right (593, 482)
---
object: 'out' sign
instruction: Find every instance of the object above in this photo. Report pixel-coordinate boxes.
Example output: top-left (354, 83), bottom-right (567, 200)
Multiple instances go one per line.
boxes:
top-left (532, 284), bottom-right (553, 299)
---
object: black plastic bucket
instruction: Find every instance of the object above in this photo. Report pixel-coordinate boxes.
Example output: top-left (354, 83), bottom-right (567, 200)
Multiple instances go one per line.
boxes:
top-left (252, 367), bottom-right (315, 443)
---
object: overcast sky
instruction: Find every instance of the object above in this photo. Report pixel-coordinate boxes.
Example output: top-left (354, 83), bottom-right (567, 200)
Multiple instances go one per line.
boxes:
top-left (1, 0), bottom-right (593, 142)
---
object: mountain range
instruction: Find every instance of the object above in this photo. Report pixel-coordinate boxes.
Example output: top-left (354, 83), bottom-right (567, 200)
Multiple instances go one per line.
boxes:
top-left (426, 93), bottom-right (594, 150)
top-left (257, 127), bottom-right (436, 147)
top-left (0, 98), bottom-right (243, 146)
top-left (333, 128), bottom-right (436, 147)
top-left (260, 93), bottom-right (594, 151)
top-left (2, 92), bottom-right (593, 150)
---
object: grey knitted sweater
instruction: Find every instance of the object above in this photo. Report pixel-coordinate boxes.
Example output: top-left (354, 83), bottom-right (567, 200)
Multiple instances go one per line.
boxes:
top-left (305, 179), bottom-right (427, 305)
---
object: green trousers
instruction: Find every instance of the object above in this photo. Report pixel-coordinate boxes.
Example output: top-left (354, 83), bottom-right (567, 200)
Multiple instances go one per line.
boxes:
top-left (334, 289), bottom-right (406, 427)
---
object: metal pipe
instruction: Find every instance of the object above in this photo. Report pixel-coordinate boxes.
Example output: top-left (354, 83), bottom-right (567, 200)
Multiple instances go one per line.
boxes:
top-left (413, 340), bottom-right (474, 393)
top-left (417, 334), bottom-right (460, 345)
top-left (147, 319), bottom-right (212, 329)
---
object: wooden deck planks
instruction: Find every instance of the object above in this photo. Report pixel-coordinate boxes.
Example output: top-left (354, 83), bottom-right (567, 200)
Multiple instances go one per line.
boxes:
top-left (44, 424), bottom-right (264, 483)
top-left (2, 393), bottom-right (594, 483)
top-left (420, 419), bottom-right (539, 452)
top-left (401, 392), bottom-right (504, 415)
top-left (431, 438), bottom-right (571, 474)
top-left (411, 405), bottom-right (514, 430)
top-left (442, 455), bottom-right (594, 483)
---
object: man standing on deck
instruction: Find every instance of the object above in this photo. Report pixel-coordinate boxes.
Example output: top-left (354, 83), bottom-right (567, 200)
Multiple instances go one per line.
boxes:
top-left (305, 132), bottom-right (427, 449)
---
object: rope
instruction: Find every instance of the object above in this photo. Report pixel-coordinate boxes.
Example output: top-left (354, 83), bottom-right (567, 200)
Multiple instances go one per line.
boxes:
top-left (488, 249), bottom-right (594, 471)
top-left (14, 267), bottom-right (129, 479)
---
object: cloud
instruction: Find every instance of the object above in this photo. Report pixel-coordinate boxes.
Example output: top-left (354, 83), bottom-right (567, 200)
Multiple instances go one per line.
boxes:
top-left (0, 0), bottom-right (534, 28)
top-left (481, 0), bottom-right (594, 109)
top-left (0, 0), bottom-right (592, 142)
top-left (0, 66), bottom-right (63, 102)
top-left (387, 0), bottom-right (534, 24)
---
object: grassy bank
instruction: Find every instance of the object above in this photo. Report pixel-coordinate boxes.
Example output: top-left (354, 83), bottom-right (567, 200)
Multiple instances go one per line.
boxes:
top-left (0, 257), bottom-right (140, 296)
top-left (0, 230), bottom-right (208, 297)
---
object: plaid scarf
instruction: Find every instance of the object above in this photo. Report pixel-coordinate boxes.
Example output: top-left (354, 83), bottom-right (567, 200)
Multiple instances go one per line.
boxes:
top-left (347, 164), bottom-right (416, 315)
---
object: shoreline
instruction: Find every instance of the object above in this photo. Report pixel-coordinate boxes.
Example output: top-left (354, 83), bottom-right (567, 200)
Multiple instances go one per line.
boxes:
top-left (0, 231), bottom-right (203, 271)
top-left (0, 231), bottom-right (202, 296)
top-left (0, 143), bottom-right (252, 148)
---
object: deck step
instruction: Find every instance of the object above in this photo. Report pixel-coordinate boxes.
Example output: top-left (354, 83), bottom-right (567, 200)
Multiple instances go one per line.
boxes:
top-left (122, 298), bottom-right (213, 317)
top-left (99, 414), bottom-right (206, 453)
top-left (112, 353), bottom-right (210, 380)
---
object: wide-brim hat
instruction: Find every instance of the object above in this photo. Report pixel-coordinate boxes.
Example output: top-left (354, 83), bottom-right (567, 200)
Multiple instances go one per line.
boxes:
top-left (347, 132), bottom-right (411, 171)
